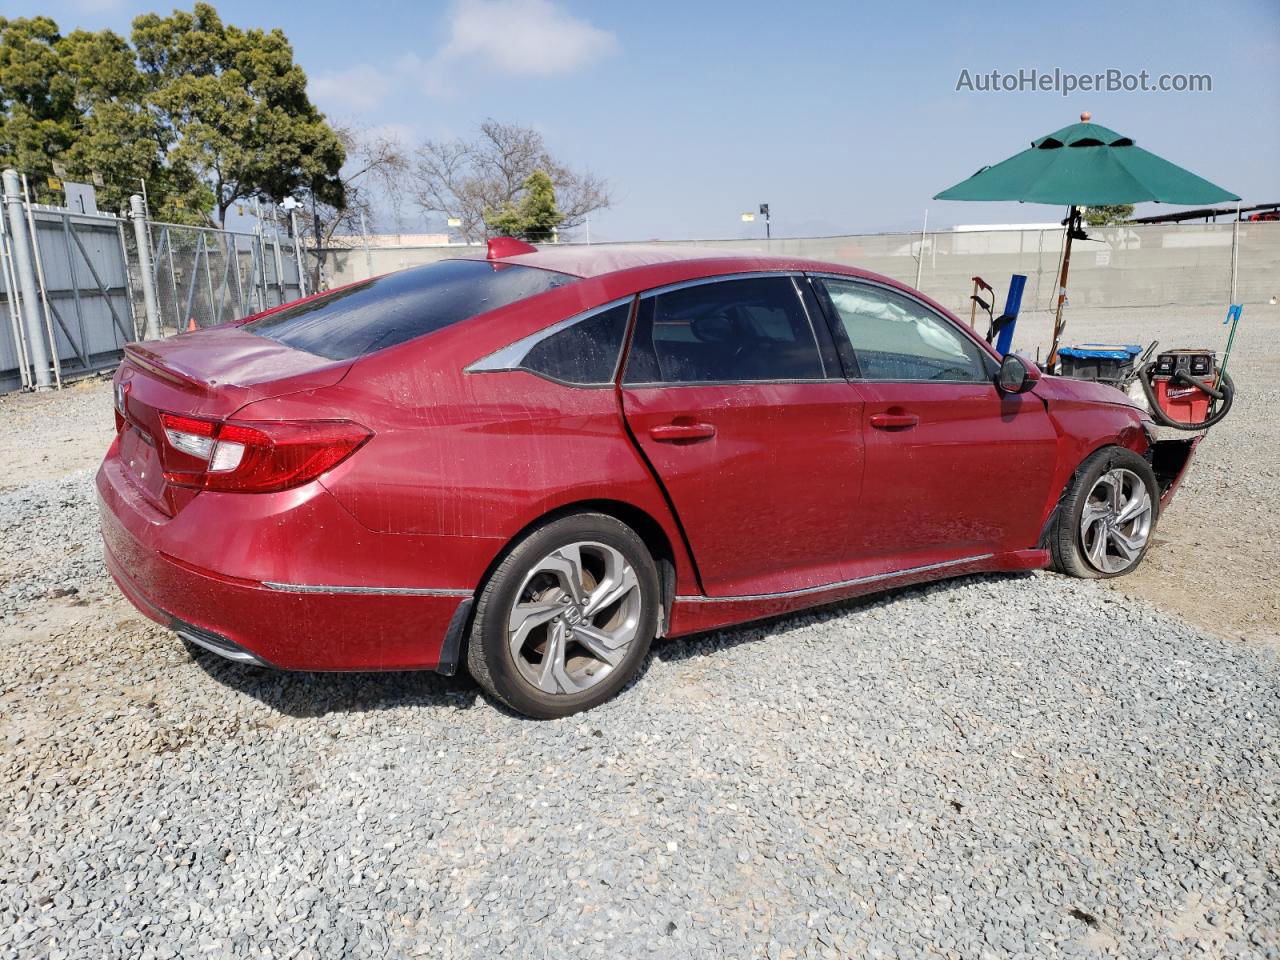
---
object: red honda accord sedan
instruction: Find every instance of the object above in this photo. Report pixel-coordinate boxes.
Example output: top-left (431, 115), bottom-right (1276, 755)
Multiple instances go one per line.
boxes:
top-left (98, 241), bottom-right (1198, 717)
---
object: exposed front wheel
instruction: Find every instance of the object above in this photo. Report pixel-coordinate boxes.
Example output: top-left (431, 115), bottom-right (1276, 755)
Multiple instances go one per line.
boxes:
top-left (466, 513), bottom-right (660, 718)
top-left (1051, 446), bottom-right (1159, 579)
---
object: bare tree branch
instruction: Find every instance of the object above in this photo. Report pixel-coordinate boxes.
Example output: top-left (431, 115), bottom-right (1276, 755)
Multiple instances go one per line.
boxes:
top-left (409, 120), bottom-right (610, 243)
top-left (298, 122), bottom-right (407, 279)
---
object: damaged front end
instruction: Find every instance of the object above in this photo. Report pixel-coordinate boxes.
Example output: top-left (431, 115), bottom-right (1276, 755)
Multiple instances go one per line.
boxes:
top-left (1143, 425), bottom-right (1203, 507)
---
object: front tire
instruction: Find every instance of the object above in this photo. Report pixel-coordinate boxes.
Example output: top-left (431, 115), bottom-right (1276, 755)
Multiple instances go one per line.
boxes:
top-left (1050, 446), bottom-right (1159, 579)
top-left (466, 512), bottom-right (660, 719)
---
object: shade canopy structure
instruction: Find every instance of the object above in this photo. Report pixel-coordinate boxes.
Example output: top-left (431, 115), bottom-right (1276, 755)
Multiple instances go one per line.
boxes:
top-left (933, 114), bottom-right (1239, 362)
top-left (935, 120), bottom-right (1239, 206)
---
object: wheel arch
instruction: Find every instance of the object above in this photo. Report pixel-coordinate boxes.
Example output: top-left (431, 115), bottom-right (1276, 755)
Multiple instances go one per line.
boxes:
top-left (1037, 418), bottom-right (1151, 543)
top-left (473, 498), bottom-right (683, 637)
top-left (1037, 438), bottom-right (1157, 549)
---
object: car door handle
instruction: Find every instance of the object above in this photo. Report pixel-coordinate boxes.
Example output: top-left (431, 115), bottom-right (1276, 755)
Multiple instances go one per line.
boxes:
top-left (649, 422), bottom-right (717, 442)
top-left (869, 412), bottom-right (919, 430)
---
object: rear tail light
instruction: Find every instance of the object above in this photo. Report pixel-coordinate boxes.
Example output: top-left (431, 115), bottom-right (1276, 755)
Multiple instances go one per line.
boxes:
top-left (113, 380), bottom-right (130, 433)
top-left (158, 413), bottom-right (371, 493)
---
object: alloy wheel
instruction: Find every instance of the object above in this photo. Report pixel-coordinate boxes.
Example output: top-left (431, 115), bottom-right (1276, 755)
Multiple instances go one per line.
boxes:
top-left (506, 541), bottom-right (644, 695)
top-left (1079, 467), bottom-right (1154, 574)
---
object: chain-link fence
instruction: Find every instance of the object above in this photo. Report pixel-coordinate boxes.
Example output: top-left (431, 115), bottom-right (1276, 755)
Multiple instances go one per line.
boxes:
top-left (136, 222), bottom-right (307, 337)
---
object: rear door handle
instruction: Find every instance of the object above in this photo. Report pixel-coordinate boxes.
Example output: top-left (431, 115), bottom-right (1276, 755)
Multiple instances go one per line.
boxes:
top-left (649, 422), bottom-right (717, 442)
top-left (869, 412), bottom-right (919, 430)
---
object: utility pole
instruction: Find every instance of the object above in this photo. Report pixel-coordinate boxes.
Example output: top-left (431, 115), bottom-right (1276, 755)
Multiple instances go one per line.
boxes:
top-left (130, 195), bottom-right (162, 340)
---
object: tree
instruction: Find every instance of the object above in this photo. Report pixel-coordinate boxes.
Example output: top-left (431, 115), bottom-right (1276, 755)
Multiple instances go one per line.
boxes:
top-left (486, 170), bottom-right (562, 242)
top-left (410, 120), bottom-right (608, 242)
top-left (132, 3), bottom-right (345, 225)
top-left (0, 16), bottom-right (208, 220)
top-left (1, 7), bottom-right (344, 226)
top-left (1083, 204), bottom-right (1134, 227)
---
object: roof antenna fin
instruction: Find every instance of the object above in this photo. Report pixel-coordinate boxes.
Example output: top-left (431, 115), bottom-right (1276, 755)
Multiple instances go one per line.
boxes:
top-left (487, 237), bottom-right (538, 260)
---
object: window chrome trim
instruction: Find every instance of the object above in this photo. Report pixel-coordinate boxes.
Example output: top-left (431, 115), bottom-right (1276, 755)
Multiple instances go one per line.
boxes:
top-left (465, 295), bottom-right (634, 380)
top-left (790, 274), bottom-right (831, 379)
top-left (622, 378), bottom-right (837, 389)
top-left (674, 554), bottom-right (995, 603)
top-left (625, 271), bottom-right (834, 387)
top-left (806, 272), bottom-right (999, 380)
top-left (261, 581), bottom-right (471, 598)
top-left (636, 270), bottom-right (796, 300)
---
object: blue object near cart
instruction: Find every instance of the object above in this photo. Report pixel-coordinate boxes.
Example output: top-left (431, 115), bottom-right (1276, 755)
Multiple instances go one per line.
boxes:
top-left (992, 274), bottom-right (1027, 356)
top-left (1056, 343), bottom-right (1144, 384)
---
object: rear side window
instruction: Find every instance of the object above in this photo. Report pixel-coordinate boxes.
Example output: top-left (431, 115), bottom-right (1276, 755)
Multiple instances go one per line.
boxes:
top-left (519, 301), bottom-right (631, 385)
top-left (245, 260), bottom-right (576, 361)
top-left (624, 276), bottom-right (828, 384)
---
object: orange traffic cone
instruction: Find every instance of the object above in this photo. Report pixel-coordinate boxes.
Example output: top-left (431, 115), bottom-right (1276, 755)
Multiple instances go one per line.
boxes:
top-left (186, 317), bottom-right (197, 332)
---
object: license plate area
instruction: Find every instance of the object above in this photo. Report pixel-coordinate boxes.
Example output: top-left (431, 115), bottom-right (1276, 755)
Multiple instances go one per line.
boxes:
top-left (118, 424), bottom-right (170, 509)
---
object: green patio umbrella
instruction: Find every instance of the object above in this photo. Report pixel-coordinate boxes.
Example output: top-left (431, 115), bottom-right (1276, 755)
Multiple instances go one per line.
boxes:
top-left (934, 113), bottom-right (1239, 362)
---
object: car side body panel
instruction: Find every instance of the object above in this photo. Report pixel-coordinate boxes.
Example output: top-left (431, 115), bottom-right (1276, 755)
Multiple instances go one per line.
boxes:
top-left (96, 249), bottom-right (1195, 672)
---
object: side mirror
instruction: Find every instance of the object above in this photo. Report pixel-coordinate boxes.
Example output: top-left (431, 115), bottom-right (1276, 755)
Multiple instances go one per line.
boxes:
top-left (996, 353), bottom-right (1042, 394)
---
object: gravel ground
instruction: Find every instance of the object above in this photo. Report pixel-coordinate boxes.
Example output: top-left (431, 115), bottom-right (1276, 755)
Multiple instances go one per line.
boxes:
top-left (1, 305), bottom-right (1278, 959)
top-left (1007, 304), bottom-right (1280, 649)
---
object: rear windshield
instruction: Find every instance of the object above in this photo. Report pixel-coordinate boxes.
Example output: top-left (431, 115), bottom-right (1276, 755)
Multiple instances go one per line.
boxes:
top-left (244, 259), bottom-right (576, 360)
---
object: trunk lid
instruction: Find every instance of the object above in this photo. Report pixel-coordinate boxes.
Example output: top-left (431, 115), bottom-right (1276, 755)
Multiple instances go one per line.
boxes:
top-left (115, 327), bottom-right (352, 516)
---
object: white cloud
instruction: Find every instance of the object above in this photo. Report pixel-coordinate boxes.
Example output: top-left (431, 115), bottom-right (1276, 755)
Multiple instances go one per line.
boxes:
top-left (438, 0), bottom-right (618, 76)
top-left (309, 65), bottom-right (396, 113)
top-left (312, 0), bottom-right (618, 109)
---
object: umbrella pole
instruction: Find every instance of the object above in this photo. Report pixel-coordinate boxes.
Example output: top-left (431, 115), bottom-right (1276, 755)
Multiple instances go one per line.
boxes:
top-left (1048, 205), bottom-right (1077, 368)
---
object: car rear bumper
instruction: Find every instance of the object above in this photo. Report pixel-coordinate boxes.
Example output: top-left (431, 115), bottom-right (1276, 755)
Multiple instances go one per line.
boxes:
top-left (97, 459), bottom-right (479, 672)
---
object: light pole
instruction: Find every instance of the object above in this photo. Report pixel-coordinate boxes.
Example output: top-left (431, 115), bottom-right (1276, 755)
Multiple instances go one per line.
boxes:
top-left (279, 196), bottom-right (308, 297)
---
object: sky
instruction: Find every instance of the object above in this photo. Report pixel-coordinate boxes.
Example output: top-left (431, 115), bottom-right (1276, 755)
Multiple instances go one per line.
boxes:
top-left (13, 0), bottom-right (1280, 240)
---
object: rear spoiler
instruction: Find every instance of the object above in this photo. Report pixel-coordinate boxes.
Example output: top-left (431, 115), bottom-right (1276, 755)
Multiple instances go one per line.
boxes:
top-left (123, 343), bottom-right (209, 390)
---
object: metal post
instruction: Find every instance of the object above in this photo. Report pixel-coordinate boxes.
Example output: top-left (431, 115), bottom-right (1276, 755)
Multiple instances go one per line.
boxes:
top-left (130, 195), bottom-right (162, 339)
top-left (60, 215), bottom-right (90, 357)
top-left (115, 219), bottom-right (141, 340)
top-left (230, 235), bottom-right (246, 316)
top-left (272, 234), bottom-right (285, 305)
top-left (288, 207), bottom-right (308, 298)
top-left (914, 209), bottom-right (928, 289)
top-left (21, 175), bottom-right (61, 389)
top-left (164, 229), bottom-right (179, 333)
top-left (202, 231), bottom-right (216, 325)
top-left (1047, 205), bottom-right (1078, 368)
top-left (1229, 201), bottom-right (1241, 304)
top-left (359, 210), bottom-right (374, 280)
top-left (0, 209), bottom-right (32, 389)
top-left (2, 169), bottom-right (52, 389)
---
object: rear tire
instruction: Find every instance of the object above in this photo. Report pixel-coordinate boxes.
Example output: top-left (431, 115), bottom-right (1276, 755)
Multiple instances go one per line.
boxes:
top-left (466, 512), bottom-right (660, 719)
top-left (1050, 446), bottom-right (1159, 579)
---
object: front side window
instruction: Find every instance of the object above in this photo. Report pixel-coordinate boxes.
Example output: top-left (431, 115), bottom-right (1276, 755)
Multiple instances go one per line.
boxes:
top-left (624, 276), bottom-right (826, 384)
top-left (245, 259), bottom-right (576, 361)
top-left (818, 278), bottom-right (990, 382)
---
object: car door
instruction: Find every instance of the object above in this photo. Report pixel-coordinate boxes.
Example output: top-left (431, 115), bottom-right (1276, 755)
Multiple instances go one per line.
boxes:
top-left (620, 274), bottom-right (864, 598)
top-left (812, 275), bottom-right (1059, 575)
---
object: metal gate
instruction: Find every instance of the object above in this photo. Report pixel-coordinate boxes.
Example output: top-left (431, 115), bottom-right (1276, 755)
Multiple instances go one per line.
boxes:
top-left (2, 203), bottom-right (138, 393)
top-left (2, 165), bottom-right (311, 393)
